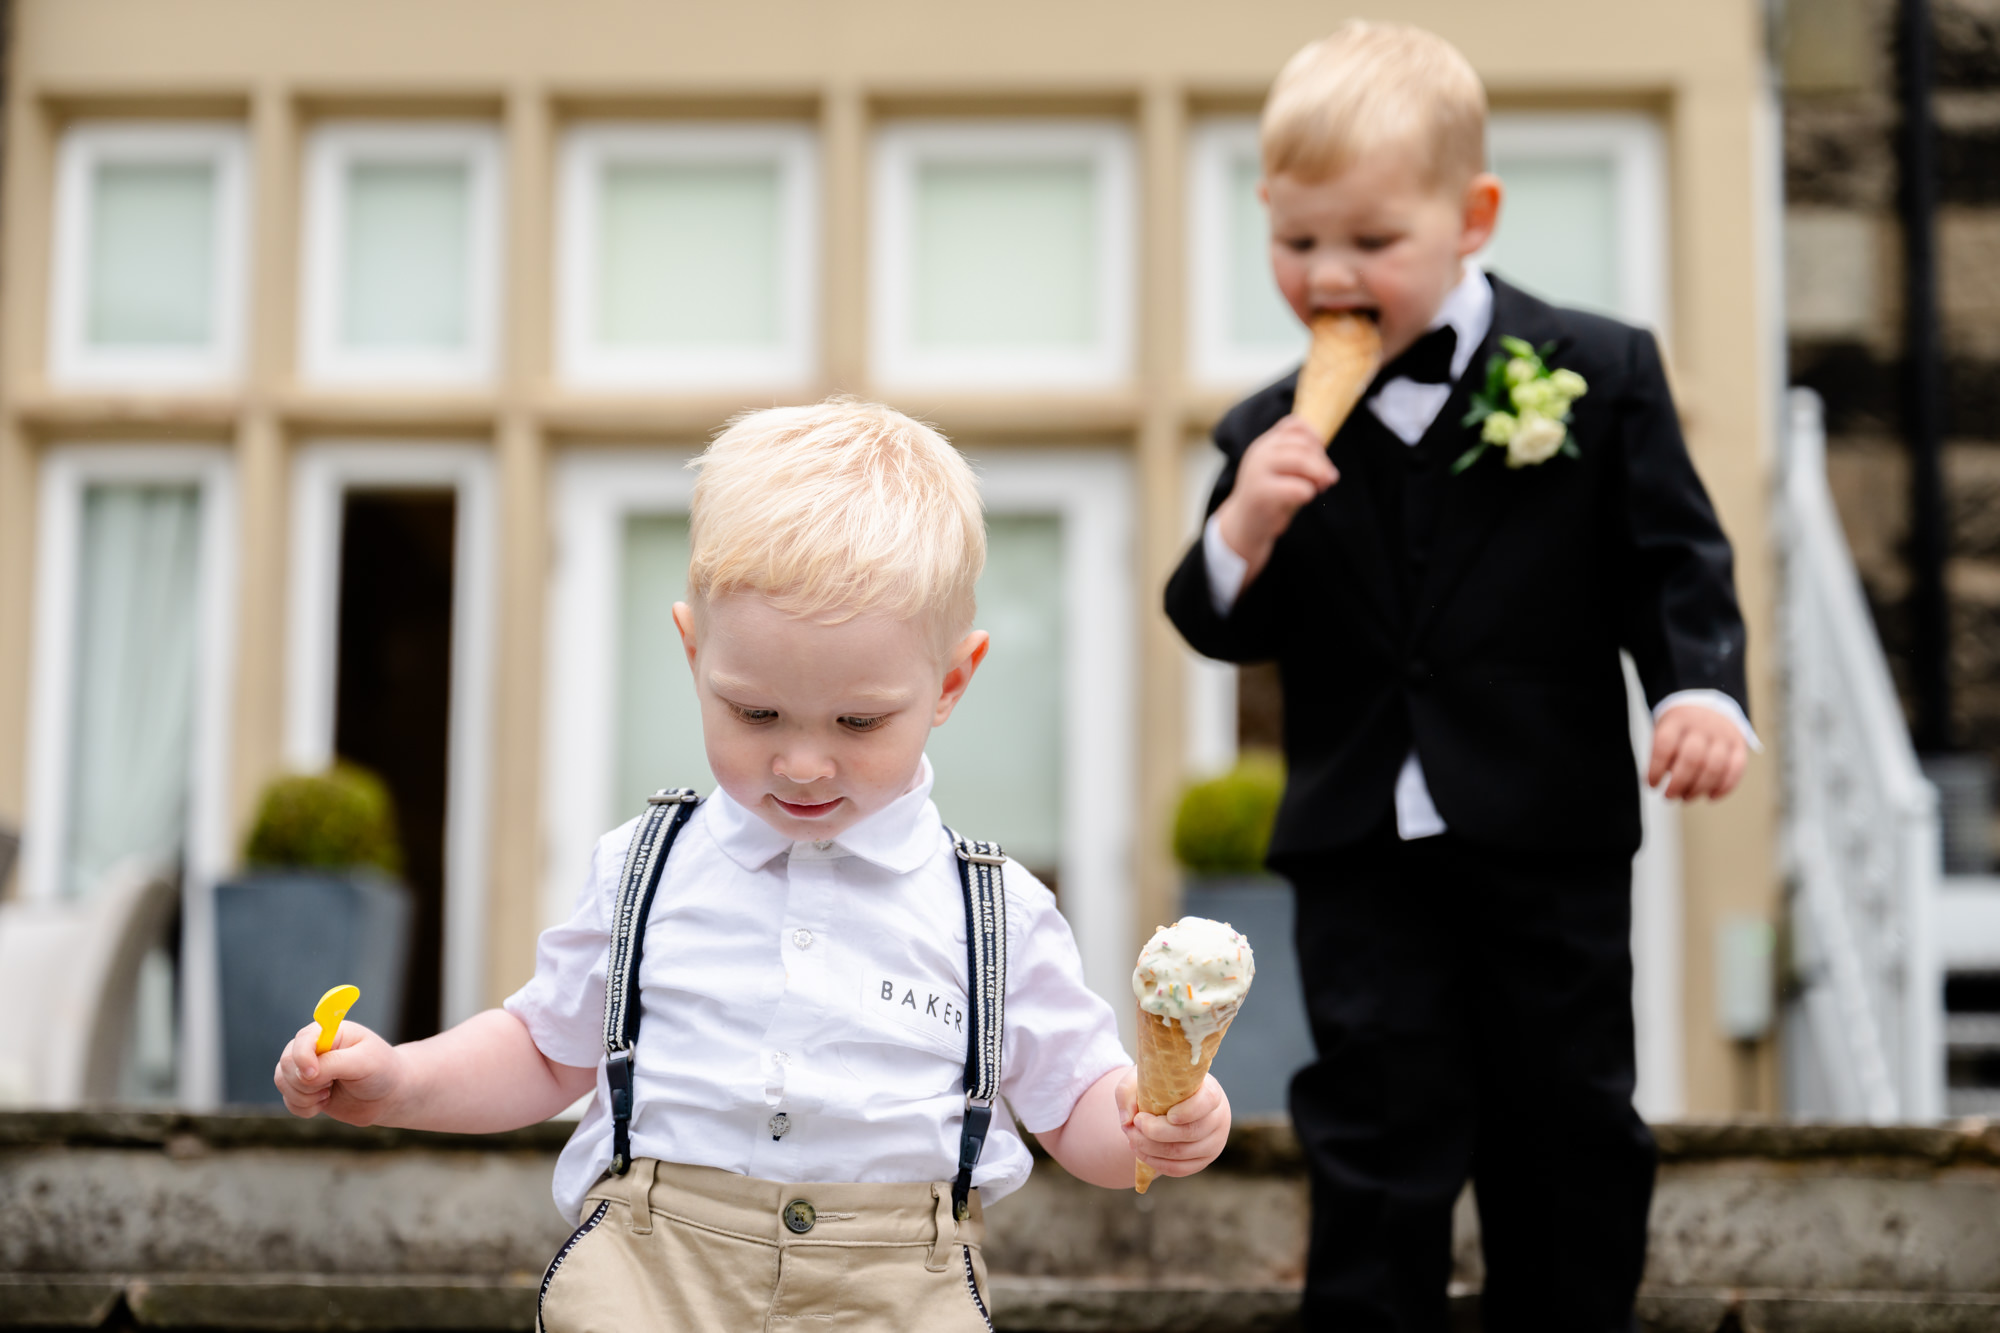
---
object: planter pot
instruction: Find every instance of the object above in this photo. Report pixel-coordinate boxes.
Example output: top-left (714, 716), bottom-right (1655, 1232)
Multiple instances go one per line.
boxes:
top-left (214, 870), bottom-right (411, 1105)
top-left (1179, 873), bottom-right (1314, 1117)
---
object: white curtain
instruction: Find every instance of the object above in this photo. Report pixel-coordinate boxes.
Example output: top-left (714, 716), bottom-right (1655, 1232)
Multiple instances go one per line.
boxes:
top-left (62, 483), bottom-right (203, 900)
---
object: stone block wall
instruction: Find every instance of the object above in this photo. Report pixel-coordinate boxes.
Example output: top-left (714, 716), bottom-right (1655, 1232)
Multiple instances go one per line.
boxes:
top-left (1785, 0), bottom-right (2000, 773)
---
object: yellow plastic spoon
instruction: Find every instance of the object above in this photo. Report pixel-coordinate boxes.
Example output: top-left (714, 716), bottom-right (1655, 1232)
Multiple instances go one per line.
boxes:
top-left (313, 984), bottom-right (361, 1055)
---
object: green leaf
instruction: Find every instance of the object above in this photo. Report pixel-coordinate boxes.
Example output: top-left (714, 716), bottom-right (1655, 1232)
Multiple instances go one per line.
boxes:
top-left (1560, 439), bottom-right (1581, 458)
top-left (1450, 440), bottom-right (1490, 474)
top-left (1499, 335), bottom-right (1538, 361)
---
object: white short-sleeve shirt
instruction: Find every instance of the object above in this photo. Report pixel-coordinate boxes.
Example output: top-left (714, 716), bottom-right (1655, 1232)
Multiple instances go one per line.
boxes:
top-left (505, 757), bottom-right (1132, 1224)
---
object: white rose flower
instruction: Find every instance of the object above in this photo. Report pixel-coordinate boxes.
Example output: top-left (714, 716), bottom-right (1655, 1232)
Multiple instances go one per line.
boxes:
top-left (1504, 358), bottom-right (1537, 388)
top-left (1549, 368), bottom-right (1587, 399)
top-left (1481, 411), bottom-right (1518, 444)
top-left (1505, 413), bottom-right (1567, 468)
top-left (1511, 379), bottom-right (1559, 417)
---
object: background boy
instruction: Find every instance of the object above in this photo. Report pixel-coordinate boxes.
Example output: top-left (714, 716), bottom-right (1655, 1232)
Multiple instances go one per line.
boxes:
top-left (1165, 24), bottom-right (1754, 1333)
top-left (277, 399), bottom-right (1231, 1330)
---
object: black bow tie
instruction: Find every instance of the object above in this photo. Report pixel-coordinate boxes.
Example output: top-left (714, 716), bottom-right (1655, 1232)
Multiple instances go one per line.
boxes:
top-left (1375, 325), bottom-right (1459, 387)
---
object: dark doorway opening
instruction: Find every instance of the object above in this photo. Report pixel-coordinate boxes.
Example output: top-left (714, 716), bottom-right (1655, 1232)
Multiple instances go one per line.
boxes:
top-left (334, 489), bottom-right (456, 1042)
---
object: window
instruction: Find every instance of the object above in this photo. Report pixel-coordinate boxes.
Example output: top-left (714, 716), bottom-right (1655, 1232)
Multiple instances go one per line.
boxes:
top-left (49, 123), bottom-right (248, 388)
top-left (301, 123), bottom-right (503, 386)
top-left (871, 121), bottom-right (1135, 390)
top-left (545, 448), bottom-right (1138, 1034)
top-left (1482, 113), bottom-right (1667, 330)
top-left (558, 124), bottom-right (818, 389)
top-left (1187, 117), bottom-right (1304, 389)
top-left (286, 443), bottom-right (496, 1030)
top-left (22, 445), bottom-right (237, 1104)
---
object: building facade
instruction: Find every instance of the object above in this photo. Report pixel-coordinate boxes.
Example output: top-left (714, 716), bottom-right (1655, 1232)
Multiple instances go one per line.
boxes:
top-left (0, 0), bottom-right (1781, 1114)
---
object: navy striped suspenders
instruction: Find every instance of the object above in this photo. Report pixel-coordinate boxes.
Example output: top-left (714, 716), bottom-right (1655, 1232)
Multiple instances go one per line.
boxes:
top-left (948, 830), bottom-right (1007, 1220)
top-left (597, 794), bottom-right (1008, 1216)
top-left (603, 788), bottom-right (700, 1177)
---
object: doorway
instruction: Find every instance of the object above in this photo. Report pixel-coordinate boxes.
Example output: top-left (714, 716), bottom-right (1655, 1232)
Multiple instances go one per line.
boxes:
top-left (334, 490), bottom-right (455, 1040)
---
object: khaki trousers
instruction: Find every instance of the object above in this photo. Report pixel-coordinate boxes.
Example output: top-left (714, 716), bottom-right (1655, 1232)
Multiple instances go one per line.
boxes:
top-left (535, 1159), bottom-right (993, 1333)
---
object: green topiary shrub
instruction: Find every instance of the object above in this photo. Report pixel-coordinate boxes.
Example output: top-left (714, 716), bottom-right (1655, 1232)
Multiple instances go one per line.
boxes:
top-left (1172, 750), bottom-right (1285, 875)
top-left (244, 765), bottom-right (404, 877)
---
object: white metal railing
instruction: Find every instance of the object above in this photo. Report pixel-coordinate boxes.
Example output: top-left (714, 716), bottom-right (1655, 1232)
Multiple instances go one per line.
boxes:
top-left (1778, 387), bottom-right (1942, 1122)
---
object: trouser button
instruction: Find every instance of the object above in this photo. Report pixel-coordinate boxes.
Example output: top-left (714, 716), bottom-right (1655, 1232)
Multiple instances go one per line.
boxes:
top-left (783, 1199), bottom-right (816, 1233)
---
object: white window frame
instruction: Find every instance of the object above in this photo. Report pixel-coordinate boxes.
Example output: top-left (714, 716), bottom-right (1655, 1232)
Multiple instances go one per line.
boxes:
top-left (1180, 439), bottom-right (1238, 777)
top-left (300, 122), bottom-right (504, 387)
top-left (1481, 112), bottom-right (1670, 334)
top-left (49, 122), bottom-right (250, 389)
top-left (870, 120), bottom-right (1136, 392)
top-left (557, 123), bottom-right (819, 390)
top-left (544, 446), bottom-right (1138, 1040)
top-left (22, 444), bottom-right (238, 1106)
top-left (1186, 116), bottom-right (1304, 391)
top-left (285, 442), bottom-right (497, 1029)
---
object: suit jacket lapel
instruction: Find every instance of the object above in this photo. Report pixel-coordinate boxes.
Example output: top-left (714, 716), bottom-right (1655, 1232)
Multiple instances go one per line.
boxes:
top-left (1313, 411), bottom-right (1403, 637)
top-left (1409, 276), bottom-right (1554, 644)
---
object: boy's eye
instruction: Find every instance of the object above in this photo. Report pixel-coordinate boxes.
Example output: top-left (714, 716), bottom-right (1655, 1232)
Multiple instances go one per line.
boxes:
top-left (1282, 235), bottom-right (1315, 254)
top-left (730, 704), bottom-right (778, 724)
top-left (839, 715), bottom-right (887, 733)
top-left (1355, 234), bottom-right (1398, 253)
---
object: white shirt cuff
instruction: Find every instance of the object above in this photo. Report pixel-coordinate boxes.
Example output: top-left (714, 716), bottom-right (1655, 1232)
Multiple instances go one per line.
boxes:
top-left (1202, 512), bottom-right (1249, 616)
top-left (1653, 689), bottom-right (1763, 753)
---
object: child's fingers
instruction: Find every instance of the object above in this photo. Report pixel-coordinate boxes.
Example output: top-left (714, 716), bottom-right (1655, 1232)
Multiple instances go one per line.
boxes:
top-left (1716, 745), bottom-right (1749, 799)
top-left (1667, 733), bottom-right (1711, 800)
top-left (1691, 738), bottom-right (1736, 800)
top-left (1646, 721), bottom-right (1680, 789)
top-left (278, 1024), bottom-right (327, 1090)
top-left (1164, 1076), bottom-right (1225, 1126)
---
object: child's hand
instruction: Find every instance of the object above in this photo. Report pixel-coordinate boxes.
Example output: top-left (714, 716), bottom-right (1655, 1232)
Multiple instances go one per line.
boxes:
top-left (1648, 704), bottom-right (1749, 801)
top-left (274, 1020), bottom-right (403, 1126)
top-left (1115, 1067), bottom-right (1232, 1181)
top-left (1214, 415), bottom-right (1339, 586)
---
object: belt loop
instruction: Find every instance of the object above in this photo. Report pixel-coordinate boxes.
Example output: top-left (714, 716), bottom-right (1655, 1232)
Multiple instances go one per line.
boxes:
top-left (624, 1157), bottom-right (657, 1235)
top-left (926, 1182), bottom-right (953, 1272)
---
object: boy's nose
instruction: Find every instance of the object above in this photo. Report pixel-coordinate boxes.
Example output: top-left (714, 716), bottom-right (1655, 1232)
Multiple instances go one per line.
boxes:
top-left (773, 748), bottom-right (836, 784)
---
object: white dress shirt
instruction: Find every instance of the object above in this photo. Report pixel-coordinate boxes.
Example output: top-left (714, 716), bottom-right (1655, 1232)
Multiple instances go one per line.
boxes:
top-left (1201, 268), bottom-right (1758, 840)
top-left (506, 756), bottom-right (1131, 1224)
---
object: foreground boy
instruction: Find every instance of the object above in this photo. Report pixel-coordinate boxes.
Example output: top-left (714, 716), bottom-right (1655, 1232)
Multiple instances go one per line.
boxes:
top-left (279, 400), bottom-right (1230, 1331)
top-left (1165, 23), bottom-right (1753, 1333)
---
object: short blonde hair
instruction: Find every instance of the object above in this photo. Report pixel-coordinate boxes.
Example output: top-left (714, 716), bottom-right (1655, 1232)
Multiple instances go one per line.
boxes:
top-left (1262, 21), bottom-right (1487, 189)
top-left (686, 398), bottom-right (985, 651)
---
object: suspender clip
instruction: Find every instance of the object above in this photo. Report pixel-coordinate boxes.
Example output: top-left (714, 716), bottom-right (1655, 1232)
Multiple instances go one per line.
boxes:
top-left (646, 788), bottom-right (698, 805)
top-left (606, 1048), bottom-right (635, 1176)
top-left (951, 1096), bottom-right (995, 1220)
top-left (952, 837), bottom-right (1006, 868)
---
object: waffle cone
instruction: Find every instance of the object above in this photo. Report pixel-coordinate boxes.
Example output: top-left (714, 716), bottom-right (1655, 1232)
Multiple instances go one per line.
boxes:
top-left (1132, 1005), bottom-right (1233, 1193)
top-left (1293, 310), bottom-right (1382, 442)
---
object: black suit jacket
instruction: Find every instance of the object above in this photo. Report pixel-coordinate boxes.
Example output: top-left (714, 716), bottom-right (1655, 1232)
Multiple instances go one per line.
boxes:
top-left (1165, 275), bottom-right (1748, 861)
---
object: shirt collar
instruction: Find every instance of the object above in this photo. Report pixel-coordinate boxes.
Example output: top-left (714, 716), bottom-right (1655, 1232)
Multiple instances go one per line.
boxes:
top-left (702, 754), bottom-right (943, 876)
top-left (1433, 265), bottom-right (1494, 383)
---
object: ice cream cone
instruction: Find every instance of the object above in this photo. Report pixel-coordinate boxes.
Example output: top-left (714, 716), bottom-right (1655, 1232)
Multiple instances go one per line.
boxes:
top-left (1292, 310), bottom-right (1382, 442)
top-left (1132, 1004), bottom-right (1234, 1193)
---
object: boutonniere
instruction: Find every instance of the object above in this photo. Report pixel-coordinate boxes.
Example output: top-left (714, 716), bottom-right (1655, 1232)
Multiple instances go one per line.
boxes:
top-left (1453, 336), bottom-right (1588, 474)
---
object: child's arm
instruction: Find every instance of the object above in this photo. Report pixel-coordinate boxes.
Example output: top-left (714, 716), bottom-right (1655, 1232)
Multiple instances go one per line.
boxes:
top-left (274, 1007), bottom-right (596, 1133)
top-left (1034, 1065), bottom-right (1232, 1189)
top-left (1213, 416), bottom-right (1338, 588)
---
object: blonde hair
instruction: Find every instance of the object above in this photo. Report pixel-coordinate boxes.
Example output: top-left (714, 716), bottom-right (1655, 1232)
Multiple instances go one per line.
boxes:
top-left (1261, 21), bottom-right (1487, 189)
top-left (685, 398), bottom-right (985, 652)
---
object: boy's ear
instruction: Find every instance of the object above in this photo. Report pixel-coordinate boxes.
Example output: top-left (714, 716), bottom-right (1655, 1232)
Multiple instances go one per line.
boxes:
top-left (1457, 172), bottom-right (1503, 258)
top-left (933, 630), bottom-right (991, 727)
top-left (672, 602), bottom-right (699, 668)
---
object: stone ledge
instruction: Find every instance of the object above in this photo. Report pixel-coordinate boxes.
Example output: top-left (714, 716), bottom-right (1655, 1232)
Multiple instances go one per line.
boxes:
top-left (7, 1111), bottom-right (2000, 1171)
top-left (11, 1276), bottom-right (2000, 1333)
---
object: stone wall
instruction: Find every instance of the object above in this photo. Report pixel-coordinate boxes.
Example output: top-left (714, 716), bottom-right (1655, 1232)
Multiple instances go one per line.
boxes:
top-left (1785, 0), bottom-right (2000, 775)
top-left (6, 1112), bottom-right (2000, 1332)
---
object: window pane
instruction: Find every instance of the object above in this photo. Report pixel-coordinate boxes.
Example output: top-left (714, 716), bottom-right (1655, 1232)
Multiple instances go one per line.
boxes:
top-left (912, 161), bottom-right (1096, 350)
top-left (1226, 155), bottom-right (1299, 350)
top-left (64, 484), bottom-right (203, 900)
top-left (87, 162), bottom-right (216, 347)
top-left (599, 161), bottom-right (782, 347)
top-left (1486, 156), bottom-right (1619, 317)
top-left (342, 161), bottom-right (471, 349)
top-left (928, 515), bottom-right (1063, 874)
top-left (613, 514), bottom-right (713, 822)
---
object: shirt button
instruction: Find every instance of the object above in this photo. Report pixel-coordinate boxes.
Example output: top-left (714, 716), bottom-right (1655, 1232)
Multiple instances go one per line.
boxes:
top-left (768, 1112), bottom-right (791, 1139)
top-left (792, 928), bottom-right (814, 950)
top-left (812, 839), bottom-right (832, 851)
top-left (773, 1050), bottom-right (790, 1065)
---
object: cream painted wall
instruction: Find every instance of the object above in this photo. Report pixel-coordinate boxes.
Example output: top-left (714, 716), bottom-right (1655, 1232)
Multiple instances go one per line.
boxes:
top-left (0, 0), bottom-right (1779, 1112)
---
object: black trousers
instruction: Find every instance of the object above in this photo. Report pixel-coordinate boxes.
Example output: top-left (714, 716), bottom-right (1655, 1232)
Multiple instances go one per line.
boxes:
top-left (1282, 828), bottom-right (1656, 1333)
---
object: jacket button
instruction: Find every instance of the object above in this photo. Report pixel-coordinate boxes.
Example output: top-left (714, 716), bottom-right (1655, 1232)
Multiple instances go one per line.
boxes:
top-left (1406, 659), bottom-right (1430, 685)
top-left (784, 1199), bottom-right (816, 1233)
